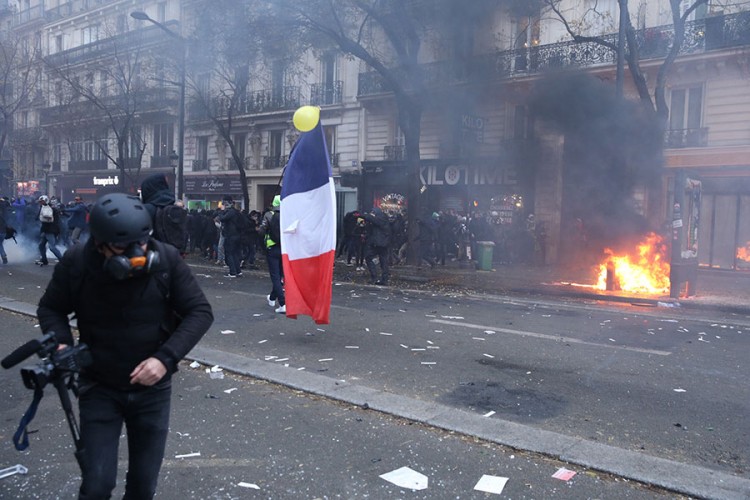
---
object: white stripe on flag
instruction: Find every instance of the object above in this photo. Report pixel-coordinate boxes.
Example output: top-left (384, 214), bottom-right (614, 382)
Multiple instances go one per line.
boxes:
top-left (281, 179), bottom-right (336, 261)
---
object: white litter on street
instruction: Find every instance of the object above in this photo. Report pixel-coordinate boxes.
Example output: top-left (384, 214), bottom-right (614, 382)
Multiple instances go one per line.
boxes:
top-left (220, 330), bottom-right (235, 334)
top-left (473, 475), bottom-right (508, 495)
top-left (175, 452), bottom-right (201, 459)
top-left (379, 466), bottom-right (428, 490)
top-left (223, 388), bottom-right (238, 394)
top-left (673, 388), bottom-right (687, 392)
top-left (237, 482), bottom-right (260, 489)
top-left (483, 411), bottom-right (496, 417)
top-left (189, 361), bottom-right (200, 369)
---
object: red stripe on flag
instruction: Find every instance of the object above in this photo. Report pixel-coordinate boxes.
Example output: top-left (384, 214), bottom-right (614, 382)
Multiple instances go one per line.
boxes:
top-left (282, 250), bottom-right (335, 325)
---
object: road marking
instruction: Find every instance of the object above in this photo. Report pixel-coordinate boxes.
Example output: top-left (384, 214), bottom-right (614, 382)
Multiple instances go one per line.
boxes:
top-left (431, 319), bottom-right (672, 356)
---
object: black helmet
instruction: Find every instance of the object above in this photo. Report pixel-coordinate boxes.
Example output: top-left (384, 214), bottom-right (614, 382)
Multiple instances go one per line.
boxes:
top-left (89, 193), bottom-right (152, 244)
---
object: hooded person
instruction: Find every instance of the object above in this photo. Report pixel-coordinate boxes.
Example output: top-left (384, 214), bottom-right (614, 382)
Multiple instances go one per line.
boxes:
top-left (140, 174), bottom-right (188, 253)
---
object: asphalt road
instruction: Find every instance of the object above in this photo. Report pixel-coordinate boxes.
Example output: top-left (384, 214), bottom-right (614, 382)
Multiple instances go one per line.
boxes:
top-left (0, 309), bottom-right (671, 499)
top-left (1, 257), bottom-right (749, 498)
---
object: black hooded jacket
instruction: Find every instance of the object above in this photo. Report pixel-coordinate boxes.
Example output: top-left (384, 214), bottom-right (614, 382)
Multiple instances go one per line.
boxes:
top-left (140, 173), bottom-right (176, 221)
top-left (37, 238), bottom-right (213, 390)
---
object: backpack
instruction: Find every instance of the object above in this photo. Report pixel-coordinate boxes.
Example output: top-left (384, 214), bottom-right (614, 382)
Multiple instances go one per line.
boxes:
top-left (153, 204), bottom-right (188, 252)
top-left (269, 211), bottom-right (281, 246)
top-left (39, 205), bottom-right (54, 223)
top-left (4, 226), bottom-right (16, 241)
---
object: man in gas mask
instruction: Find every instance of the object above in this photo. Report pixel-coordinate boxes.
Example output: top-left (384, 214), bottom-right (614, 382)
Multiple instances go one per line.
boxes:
top-left (36, 192), bottom-right (213, 499)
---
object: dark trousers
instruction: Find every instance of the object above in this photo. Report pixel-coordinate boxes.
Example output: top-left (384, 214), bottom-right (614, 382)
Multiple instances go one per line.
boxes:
top-left (365, 244), bottom-right (390, 283)
top-left (266, 244), bottom-right (285, 306)
top-left (78, 381), bottom-right (171, 500)
top-left (223, 235), bottom-right (242, 275)
top-left (38, 232), bottom-right (63, 263)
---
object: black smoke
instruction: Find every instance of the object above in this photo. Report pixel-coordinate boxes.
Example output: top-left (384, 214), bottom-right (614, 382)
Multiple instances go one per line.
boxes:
top-left (529, 73), bottom-right (663, 259)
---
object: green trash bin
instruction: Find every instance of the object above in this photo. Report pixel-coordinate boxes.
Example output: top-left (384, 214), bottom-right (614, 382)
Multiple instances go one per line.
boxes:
top-left (475, 241), bottom-right (495, 271)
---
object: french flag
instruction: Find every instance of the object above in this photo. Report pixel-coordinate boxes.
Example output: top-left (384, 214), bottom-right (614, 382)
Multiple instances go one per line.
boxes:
top-left (280, 123), bottom-right (337, 324)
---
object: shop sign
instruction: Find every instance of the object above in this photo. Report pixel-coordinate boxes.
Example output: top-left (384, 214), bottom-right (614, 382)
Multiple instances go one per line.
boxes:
top-left (92, 175), bottom-right (120, 187)
top-left (184, 175), bottom-right (243, 195)
top-left (419, 165), bottom-right (517, 186)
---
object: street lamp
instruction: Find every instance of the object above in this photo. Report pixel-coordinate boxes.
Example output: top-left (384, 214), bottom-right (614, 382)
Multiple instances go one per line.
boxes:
top-left (130, 10), bottom-right (186, 202)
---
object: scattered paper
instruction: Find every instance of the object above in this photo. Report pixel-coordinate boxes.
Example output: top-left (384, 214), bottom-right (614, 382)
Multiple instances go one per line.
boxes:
top-left (379, 466), bottom-right (428, 490)
top-left (441, 315), bottom-right (464, 320)
top-left (345, 346), bottom-right (359, 349)
top-left (379, 332), bottom-right (393, 336)
top-left (210, 366), bottom-right (223, 372)
top-left (673, 388), bottom-right (687, 392)
top-left (482, 354), bottom-right (495, 359)
top-left (483, 411), bottom-right (496, 417)
top-left (552, 468), bottom-right (577, 481)
top-left (237, 482), bottom-right (260, 489)
top-left (223, 388), bottom-right (238, 394)
top-left (175, 452), bottom-right (201, 459)
top-left (473, 475), bottom-right (508, 495)
top-left (189, 361), bottom-right (200, 369)
top-left (0, 464), bottom-right (28, 479)
top-left (221, 329), bottom-right (235, 334)
top-left (318, 358), bottom-right (333, 362)
top-left (421, 362), bottom-right (436, 365)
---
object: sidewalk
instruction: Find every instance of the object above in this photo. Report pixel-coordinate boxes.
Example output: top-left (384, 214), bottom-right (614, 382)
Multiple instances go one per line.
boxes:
top-left (332, 257), bottom-right (750, 315)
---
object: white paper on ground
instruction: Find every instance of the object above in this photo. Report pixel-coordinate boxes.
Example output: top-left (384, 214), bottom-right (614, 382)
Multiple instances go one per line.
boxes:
top-left (473, 475), bottom-right (509, 495)
top-left (379, 466), bottom-right (428, 490)
top-left (237, 482), bottom-right (260, 489)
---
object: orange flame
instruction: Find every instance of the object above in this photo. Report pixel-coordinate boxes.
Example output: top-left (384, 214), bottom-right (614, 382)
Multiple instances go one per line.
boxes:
top-left (737, 242), bottom-right (750, 262)
top-left (595, 232), bottom-right (670, 293)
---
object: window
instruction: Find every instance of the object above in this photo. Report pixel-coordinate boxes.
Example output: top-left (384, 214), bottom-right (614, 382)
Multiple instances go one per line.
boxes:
top-left (232, 133), bottom-right (247, 164)
top-left (323, 126), bottom-right (336, 154)
top-left (99, 71), bottom-right (108, 96)
top-left (55, 34), bottom-right (63, 53)
top-left (81, 25), bottom-right (99, 45)
top-left (129, 127), bottom-right (142, 158)
top-left (269, 130), bottom-right (283, 158)
top-left (153, 123), bottom-right (174, 157)
top-left (157, 2), bottom-right (167, 23)
top-left (668, 85), bottom-right (705, 147)
top-left (196, 73), bottom-right (211, 95)
top-left (196, 136), bottom-right (209, 170)
top-left (669, 86), bottom-right (703, 131)
top-left (271, 62), bottom-right (285, 103)
top-left (681, 0), bottom-right (708, 21)
top-left (117, 15), bottom-right (127, 34)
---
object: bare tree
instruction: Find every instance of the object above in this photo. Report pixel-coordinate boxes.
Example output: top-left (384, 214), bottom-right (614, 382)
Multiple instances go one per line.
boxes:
top-left (249, 0), bottom-right (496, 264)
top-left (187, 0), bottom-right (264, 207)
top-left (0, 30), bottom-right (42, 180)
top-left (43, 24), bottom-right (155, 193)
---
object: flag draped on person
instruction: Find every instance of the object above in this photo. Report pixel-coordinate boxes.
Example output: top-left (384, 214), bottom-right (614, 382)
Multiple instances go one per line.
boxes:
top-left (280, 123), bottom-right (337, 324)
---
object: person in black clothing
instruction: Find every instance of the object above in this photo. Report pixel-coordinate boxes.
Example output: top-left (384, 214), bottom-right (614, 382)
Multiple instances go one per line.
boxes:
top-left (36, 195), bottom-right (63, 266)
top-left (36, 193), bottom-right (213, 499)
top-left (215, 197), bottom-right (242, 277)
top-left (363, 207), bottom-right (391, 285)
top-left (140, 173), bottom-right (175, 220)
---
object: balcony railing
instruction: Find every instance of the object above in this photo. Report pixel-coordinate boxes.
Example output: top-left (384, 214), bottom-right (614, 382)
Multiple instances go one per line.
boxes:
top-left (310, 81), bottom-right (343, 106)
top-left (69, 159), bottom-right (108, 171)
top-left (383, 146), bottom-right (405, 161)
top-left (13, 5), bottom-right (44, 26)
top-left (330, 152), bottom-right (340, 168)
top-left (192, 159), bottom-right (210, 171)
top-left (262, 155), bottom-right (288, 169)
top-left (359, 11), bottom-right (750, 96)
top-left (45, 22), bottom-right (180, 66)
top-left (150, 155), bottom-right (175, 168)
top-left (665, 127), bottom-right (709, 148)
top-left (190, 86), bottom-right (301, 121)
top-left (10, 127), bottom-right (47, 145)
top-left (45, 1), bottom-right (116, 22)
top-left (39, 88), bottom-right (176, 126)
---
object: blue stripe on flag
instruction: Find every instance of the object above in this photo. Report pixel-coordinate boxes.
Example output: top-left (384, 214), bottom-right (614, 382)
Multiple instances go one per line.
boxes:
top-left (281, 124), bottom-right (332, 199)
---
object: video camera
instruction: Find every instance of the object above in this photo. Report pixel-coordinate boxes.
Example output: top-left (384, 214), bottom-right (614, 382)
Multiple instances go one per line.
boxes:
top-left (2, 332), bottom-right (91, 456)
top-left (2, 332), bottom-right (91, 387)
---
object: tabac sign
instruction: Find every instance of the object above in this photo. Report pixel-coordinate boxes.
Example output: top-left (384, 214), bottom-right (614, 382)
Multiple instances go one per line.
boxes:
top-left (184, 175), bottom-right (243, 195)
top-left (419, 165), bottom-right (517, 186)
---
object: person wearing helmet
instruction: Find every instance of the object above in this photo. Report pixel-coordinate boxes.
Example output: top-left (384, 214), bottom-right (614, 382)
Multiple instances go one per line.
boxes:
top-left (36, 195), bottom-right (63, 266)
top-left (36, 192), bottom-right (213, 499)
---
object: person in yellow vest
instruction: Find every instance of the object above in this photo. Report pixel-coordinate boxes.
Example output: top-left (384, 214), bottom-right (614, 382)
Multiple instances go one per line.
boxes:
top-left (259, 195), bottom-right (285, 313)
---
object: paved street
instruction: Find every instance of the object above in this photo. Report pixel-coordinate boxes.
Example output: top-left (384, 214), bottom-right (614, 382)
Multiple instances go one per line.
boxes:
top-left (0, 310), bottom-right (670, 499)
top-left (1, 257), bottom-right (749, 498)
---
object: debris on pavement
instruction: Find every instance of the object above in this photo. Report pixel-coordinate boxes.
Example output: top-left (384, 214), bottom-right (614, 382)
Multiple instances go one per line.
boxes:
top-left (379, 466), bottom-right (428, 490)
top-left (175, 452), bottom-right (201, 459)
top-left (552, 468), bottom-right (577, 481)
top-left (483, 411), bottom-right (496, 417)
top-left (473, 474), bottom-right (509, 495)
top-left (673, 388), bottom-right (687, 393)
top-left (189, 361), bottom-right (201, 369)
top-left (237, 482), bottom-right (260, 489)
top-left (0, 464), bottom-right (28, 479)
top-left (223, 388), bottom-right (238, 394)
top-left (220, 329), bottom-right (235, 334)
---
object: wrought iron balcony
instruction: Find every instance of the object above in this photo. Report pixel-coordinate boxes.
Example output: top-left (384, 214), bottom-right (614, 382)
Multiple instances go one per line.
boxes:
top-left (13, 5), bottom-right (44, 26)
top-left (45, 1), bottom-right (117, 22)
top-left (192, 159), bottom-right (210, 171)
top-left (383, 146), bottom-right (405, 161)
top-left (329, 152), bottom-right (340, 168)
top-left (150, 155), bottom-right (175, 168)
top-left (69, 159), bottom-right (108, 171)
top-left (310, 81), bottom-right (343, 106)
top-left (10, 127), bottom-right (47, 145)
top-left (359, 11), bottom-right (750, 96)
top-left (665, 128), bottom-right (709, 148)
top-left (191, 86), bottom-right (301, 121)
top-left (39, 88), bottom-right (176, 126)
top-left (262, 155), bottom-right (288, 169)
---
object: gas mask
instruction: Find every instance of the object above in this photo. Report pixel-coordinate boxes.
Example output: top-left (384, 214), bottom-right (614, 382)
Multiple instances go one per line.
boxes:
top-left (102, 241), bottom-right (160, 280)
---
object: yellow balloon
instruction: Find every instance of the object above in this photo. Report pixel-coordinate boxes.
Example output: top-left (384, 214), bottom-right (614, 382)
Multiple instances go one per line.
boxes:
top-left (293, 106), bottom-right (320, 132)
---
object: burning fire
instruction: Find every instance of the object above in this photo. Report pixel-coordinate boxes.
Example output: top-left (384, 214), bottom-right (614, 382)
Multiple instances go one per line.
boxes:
top-left (737, 242), bottom-right (750, 262)
top-left (595, 232), bottom-right (670, 293)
